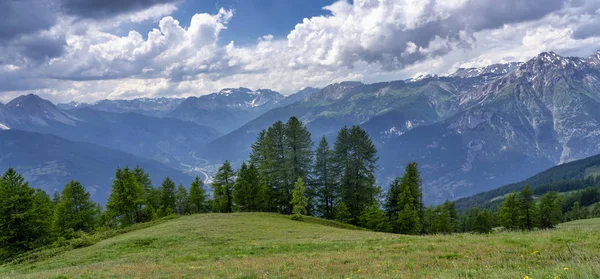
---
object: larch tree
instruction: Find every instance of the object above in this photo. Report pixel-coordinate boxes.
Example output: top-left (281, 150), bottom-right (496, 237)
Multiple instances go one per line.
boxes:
top-left (312, 137), bottom-right (337, 219)
top-left (518, 186), bottom-right (538, 230)
top-left (212, 161), bottom-right (236, 213)
top-left (175, 184), bottom-right (188, 215)
top-left (188, 176), bottom-right (208, 214)
top-left (158, 177), bottom-right (177, 216)
top-left (53, 180), bottom-right (99, 236)
top-left (106, 167), bottom-right (145, 227)
top-left (291, 178), bottom-right (309, 220)
top-left (384, 177), bottom-right (402, 224)
top-left (334, 126), bottom-right (379, 225)
top-left (538, 191), bottom-right (563, 229)
top-left (395, 162), bottom-right (424, 234)
top-left (498, 192), bottom-right (520, 230)
top-left (359, 202), bottom-right (391, 232)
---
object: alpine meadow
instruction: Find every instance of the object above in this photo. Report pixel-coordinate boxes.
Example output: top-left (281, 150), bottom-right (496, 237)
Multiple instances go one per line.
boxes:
top-left (3, 0), bottom-right (600, 278)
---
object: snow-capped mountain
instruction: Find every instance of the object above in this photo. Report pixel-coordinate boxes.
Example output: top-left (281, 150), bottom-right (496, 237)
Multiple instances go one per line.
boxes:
top-left (450, 62), bottom-right (524, 78)
top-left (167, 87), bottom-right (285, 133)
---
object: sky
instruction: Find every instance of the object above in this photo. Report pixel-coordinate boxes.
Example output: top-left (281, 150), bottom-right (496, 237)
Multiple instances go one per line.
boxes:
top-left (1, 0), bottom-right (600, 103)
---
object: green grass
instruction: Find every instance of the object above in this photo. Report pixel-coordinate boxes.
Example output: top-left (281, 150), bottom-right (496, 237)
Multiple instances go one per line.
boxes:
top-left (2, 214), bottom-right (600, 278)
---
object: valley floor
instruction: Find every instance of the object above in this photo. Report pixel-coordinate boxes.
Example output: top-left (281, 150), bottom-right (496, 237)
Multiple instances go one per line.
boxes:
top-left (1, 213), bottom-right (599, 278)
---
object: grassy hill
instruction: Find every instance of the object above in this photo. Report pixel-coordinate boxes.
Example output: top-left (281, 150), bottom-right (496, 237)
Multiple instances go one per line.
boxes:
top-left (1, 213), bottom-right (600, 278)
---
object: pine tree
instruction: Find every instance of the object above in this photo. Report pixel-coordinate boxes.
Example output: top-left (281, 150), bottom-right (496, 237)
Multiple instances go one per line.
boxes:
top-left (384, 177), bottom-right (402, 224)
top-left (212, 161), bottom-right (235, 213)
top-left (106, 167), bottom-right (145, 227)
top-left (312, 137), bottom-right (337, 219)
top-left (291, 178), bottom-right (309, 220)
top-left (473, 209), bottom-right (493, 234)
top-left (53, 180), bottom-right (99, 236)
top-left (158, 177), bottom-right (177, 216)
top-left (188, 176), bottom-right (208, 214)
top-left (175, 184), bottom-right (188, 215)
top-left (518, 186), bottom-right (538, 230)
top-left (498, 192), bottom-right (520, 230)
top-left (359, 202), bottom-right (391, 232)
top-left (334, 126), bottom-right (379, 225)
top-left (538, 191), bottom-right (562, 229)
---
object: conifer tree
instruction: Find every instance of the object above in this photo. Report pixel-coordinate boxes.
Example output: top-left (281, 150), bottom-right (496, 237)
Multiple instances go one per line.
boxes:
top-left (334, 126), bottom-right (379, 225)
top-left (284, 117), bottom-right (313, 187)
top-left (432, 204), bottom-right (450, 234)
top-left (334, 201), bottom-right (352, 224)
top-left (234, 163), bottom-right (253, 212)
top-left (188, 176), bottom-right (208, 214)
top-left (175, 184), bottom-right (188, 215)
top-left (473, 209), bottom-right (493, 234)
top-left (106, 167), bottom-right (145, 227)
top-left (359, 202), bottom-right (391, 232)
top-left (498, 192), bottom-right (520, 230)
top-left (422, 206), bottom-right (436, 234)
top-left (593, 203), bottom-right (600, 218)
top-left (0, 169), bottom-right (54, 260)
top-left (133, 166), bottom-right (159, 214)
top-left (538, 191), bottom-right (562, 229)
top-left (395, 162), bottom-right (424, 234)
top-left (291, 178), bottom-right (309, 220)
top-left (234, 162), bottom-right (265, 212)
top-left (265, 121), bottom-right (290, 213)
top-left (158, 177), bottom-right (177, 216)
top-left (567, 201), bottom-right (582, 221)
top-left (384, 177), bottom-right (402, 224)
top-left (52, 191), bottom-right (61, 208)
top-left (396, 183), bottom-right (421, 234)
top-left (53, 180), bottom-right (99, 236)
top-left (443, 200), bottom-right (458, 233)
top-left (465, 207), bottom-right (480, 232)
top-left (312, 137), bottom-right (337, 219)
top-left (518, 186), bottom-right (538, 230)
top-left (212, 161), bottom-right (235, 213)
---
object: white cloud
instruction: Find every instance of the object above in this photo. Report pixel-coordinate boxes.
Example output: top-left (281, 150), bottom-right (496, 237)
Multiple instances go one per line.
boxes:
top-left (1, 0), bottom-right (600, 103)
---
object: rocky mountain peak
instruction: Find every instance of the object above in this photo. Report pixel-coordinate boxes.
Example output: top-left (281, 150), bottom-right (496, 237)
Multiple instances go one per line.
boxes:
top-left (451, 62), bottom-right (524, 78)
top-left (308, 81), bottom-right (363, 102)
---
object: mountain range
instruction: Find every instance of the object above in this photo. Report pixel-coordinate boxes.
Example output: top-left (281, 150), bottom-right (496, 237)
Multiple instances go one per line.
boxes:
top-left (2, 50), bottom-right (600, 204)
top-left (0, 129), bottom-right (193, 203)
top-left (204, 50), bottom-right (600, 203)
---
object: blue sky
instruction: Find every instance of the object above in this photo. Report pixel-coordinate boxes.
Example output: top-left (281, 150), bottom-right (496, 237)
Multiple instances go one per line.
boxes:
top-left (1, 0), bottom-right (600, 103)
top-left (176, 0), bottom-right (334, 45)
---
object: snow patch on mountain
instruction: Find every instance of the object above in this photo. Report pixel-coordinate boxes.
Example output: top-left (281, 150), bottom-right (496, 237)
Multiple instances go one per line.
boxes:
top-left (0, 123), bottom-right (9, 130)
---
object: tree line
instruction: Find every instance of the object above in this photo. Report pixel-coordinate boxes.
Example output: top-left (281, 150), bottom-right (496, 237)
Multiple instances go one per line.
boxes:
top-left (2, 116), bottom-right (599, 261)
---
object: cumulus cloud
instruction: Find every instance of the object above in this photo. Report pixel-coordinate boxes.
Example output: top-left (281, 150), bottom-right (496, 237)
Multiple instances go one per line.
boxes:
top-left (1, 0), bottom-right (600, 103)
